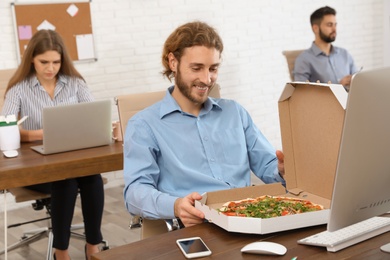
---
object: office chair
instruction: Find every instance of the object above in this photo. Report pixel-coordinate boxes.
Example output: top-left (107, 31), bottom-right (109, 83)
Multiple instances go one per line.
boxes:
top-left (0, 68), bottom-right (17, 108)
top-left (115, 84), bottom-right (221, 239)
top-left (0, 183), bottom-right (109, 260)
top-left (0, 188), bottom-right (81, 259)
top-left (282, 49), bottom-right (305, 81)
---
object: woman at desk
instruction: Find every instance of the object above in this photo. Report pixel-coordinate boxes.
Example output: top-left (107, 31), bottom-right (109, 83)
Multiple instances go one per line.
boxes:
top-left (1, 30), bottom-right (104, 260)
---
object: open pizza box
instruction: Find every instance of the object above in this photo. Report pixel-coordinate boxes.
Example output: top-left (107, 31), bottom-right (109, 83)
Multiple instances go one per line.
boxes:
top-left (195, 82), bottom-right (348, 234)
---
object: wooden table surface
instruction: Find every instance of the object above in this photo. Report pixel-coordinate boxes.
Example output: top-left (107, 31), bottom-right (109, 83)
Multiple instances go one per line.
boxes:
top-left (0, 141), bottom-right (123, 190)
top-left (91, 221), bottom-right (390, 260)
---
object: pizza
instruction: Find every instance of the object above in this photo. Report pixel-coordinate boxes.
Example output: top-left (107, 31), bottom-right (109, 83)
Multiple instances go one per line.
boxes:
top-left (218, 195), bottom-right (324, 218)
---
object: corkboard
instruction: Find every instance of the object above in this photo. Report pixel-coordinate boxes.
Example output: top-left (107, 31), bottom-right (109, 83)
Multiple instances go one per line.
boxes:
top-left (12, 1), bottom-right (96, 62)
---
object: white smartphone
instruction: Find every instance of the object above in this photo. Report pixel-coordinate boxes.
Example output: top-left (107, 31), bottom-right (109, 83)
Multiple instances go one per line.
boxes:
top-left (176, 237), bottom-right (212, 258)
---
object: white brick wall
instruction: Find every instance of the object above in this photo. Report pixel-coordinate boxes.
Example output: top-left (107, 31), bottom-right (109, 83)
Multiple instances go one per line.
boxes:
top-left (385, 1), bottom-right (390, 66)
top-left (0, 0), bottom-right (385, 202)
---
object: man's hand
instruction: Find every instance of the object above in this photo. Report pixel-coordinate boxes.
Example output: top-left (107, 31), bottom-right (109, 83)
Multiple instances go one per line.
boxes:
top-left (339, 75), bottom-right (352, 87)
top-left (276, 150), bottom-right (285, 177)
top-left (174, 192), bottom-right (205, 227)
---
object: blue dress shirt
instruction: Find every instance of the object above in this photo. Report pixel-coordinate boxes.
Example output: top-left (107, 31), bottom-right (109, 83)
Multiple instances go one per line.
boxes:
top-left (123, 87), bottom-right (284, 219)
top-left (293, 42), bottom-right (358, 85)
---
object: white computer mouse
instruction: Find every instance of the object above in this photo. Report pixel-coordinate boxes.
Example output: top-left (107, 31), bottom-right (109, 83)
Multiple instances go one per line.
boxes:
top-left (3, 150), bottom-right (18, 158)
top-left (241, 241), bottom-right (287, 255)
top-left (381, 243), bottom-right (390, 253)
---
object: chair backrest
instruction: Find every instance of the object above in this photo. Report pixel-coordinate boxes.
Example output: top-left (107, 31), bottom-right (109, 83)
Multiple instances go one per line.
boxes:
top-left (115, 84), bottom-right (221, 139)
top-left (282, 50), bottom-right (305, 81)
top-left (0, 68), bottom-right (17, 109)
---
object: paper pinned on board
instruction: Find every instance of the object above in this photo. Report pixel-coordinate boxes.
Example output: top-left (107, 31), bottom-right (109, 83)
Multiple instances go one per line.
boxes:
top-left (37, 20), bottom-right (56, 31)
top-left (18, 25), bottom-right (33, 40)
top-left (76, 34), bottom-right (95, 60)
top-left (67, 4), bottom-right (79, 17)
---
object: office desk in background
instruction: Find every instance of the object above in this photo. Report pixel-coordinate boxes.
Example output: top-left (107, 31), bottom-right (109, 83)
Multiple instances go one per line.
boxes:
top-left (91, 221), bottom-right (390, 260)
top-left (0, 142), bottom-right (123, 258)
top-left (0, 141), bottom-right (123, 190)
top-left (0, 141), bottom-right (123, 259)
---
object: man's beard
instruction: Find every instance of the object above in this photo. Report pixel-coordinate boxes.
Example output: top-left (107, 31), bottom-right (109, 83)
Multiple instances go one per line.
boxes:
top-left (175, 66), bottom-right (210, 104)
top-left (319, 28), bottom-right (336, 43)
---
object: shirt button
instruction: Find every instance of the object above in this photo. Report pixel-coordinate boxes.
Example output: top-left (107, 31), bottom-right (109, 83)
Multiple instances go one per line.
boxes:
top-left (204, 136), bottom-right (208, 141)
top-left (210, 158), bottom-right (215, 162)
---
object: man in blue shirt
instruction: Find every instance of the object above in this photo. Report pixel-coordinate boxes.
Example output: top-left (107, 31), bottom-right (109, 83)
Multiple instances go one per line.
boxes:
top-left (294, 6), bottom-right (358, 91)
top-left (123, 21), bottom-right (285, 228)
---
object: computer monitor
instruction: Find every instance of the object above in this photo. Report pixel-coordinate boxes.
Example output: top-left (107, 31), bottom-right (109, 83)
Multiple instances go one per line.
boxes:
top-left (327, 67), bottom-right (390, 248)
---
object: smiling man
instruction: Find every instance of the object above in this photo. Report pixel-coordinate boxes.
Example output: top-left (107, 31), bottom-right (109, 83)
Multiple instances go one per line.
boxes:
top-left (293, 6), bottom-right (358, 91)
top-left (123, 21), bottom-right (285, 234)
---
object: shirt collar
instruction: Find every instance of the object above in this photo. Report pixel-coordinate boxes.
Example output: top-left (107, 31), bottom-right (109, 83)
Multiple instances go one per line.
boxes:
top-left (310, 42), bottom-right (339, 56)
top-left (30, 75), bottom-right (39, 87)
top-left (159, 86), bottom-right (222, 119)
top-left (29, 74), bottom-right (67, 89)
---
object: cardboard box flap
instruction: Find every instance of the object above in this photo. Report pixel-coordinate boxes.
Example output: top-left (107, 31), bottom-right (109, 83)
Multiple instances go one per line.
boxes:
top-left (278, 82), bottom-right (346, 200)
top-left (279, 82), bottom-right (348, 109)
top-left (328, 84), bottom-right (348, 110)
top-left (278, 83), bottom-right (295, 102)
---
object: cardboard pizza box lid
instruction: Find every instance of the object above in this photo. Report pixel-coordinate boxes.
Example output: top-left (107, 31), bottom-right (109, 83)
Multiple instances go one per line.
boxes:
top-left (278, 82), bottom-right (348, 200)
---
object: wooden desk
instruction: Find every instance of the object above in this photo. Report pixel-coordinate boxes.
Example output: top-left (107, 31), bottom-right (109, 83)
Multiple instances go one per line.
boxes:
top-left (91, 222), bottom-right (390, 260)
top-left (1, 141), bottom-right (123, 259)
top-left (0, 141), bottom-right (123, 190)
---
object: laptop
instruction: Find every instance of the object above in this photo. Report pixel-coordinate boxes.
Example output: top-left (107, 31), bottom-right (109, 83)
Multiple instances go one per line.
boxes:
top-left (31, 100), bottom-right (112, 155)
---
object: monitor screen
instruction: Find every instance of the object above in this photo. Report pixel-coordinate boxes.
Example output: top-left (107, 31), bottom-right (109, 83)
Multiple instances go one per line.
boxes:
top-left (328, 67), bottom-right (390, 232)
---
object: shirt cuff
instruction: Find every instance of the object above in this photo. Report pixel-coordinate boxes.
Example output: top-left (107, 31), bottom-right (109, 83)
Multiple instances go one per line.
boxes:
top-left (274, 169), bottom-right (286, 187)
top-left (158, 195), bottom-right (178, 219)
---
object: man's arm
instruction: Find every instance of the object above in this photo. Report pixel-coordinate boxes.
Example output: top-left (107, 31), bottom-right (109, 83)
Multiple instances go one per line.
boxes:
top-left (237, 103), bottom-right (285, 185)
top-left (293, 54), bottom-right (311, 82)
top-left (276, 150), bottom-right (285, 177)
top-left (123, 118), bottom-right (177, 219)
top-left (338, 50), bottom-right (359, 90)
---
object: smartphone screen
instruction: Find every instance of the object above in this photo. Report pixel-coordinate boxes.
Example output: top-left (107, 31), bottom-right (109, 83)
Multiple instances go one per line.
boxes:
top-left (176, 237), bottom-right (212, 258)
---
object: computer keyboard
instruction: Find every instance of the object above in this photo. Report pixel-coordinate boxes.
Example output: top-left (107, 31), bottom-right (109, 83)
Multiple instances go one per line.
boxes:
top-left (298, 216), bottom-right (390, 252)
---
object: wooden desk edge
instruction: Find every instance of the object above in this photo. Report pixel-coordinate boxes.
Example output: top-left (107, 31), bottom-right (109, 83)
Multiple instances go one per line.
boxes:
top-left (0, 142), bottom-right (123, 189)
